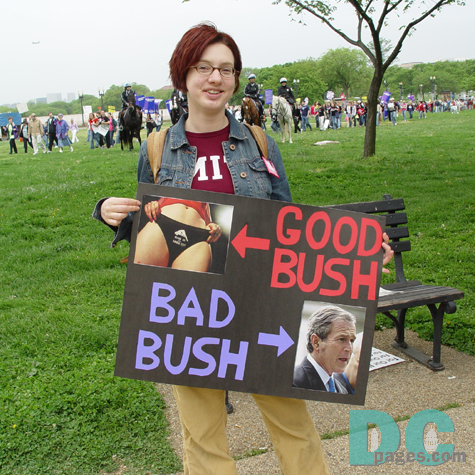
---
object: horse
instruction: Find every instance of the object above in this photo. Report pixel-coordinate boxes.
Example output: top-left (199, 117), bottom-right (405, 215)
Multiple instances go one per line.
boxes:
top-left (271, 96), bottom-right (293, 144)
top-left (170, 89), bottom-right (187, 125)
top-left (120, 90), bottom-right (142, 151)
top-left (242, 96), bottom-right (262, 127)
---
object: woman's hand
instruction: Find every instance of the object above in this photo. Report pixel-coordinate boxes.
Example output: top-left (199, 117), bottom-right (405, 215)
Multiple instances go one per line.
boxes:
top-left (101, 197), bottom-right (141, 227)
top-left (144, 201), bottom-right (161, 222)
top-left (207, 223), bottom-right (222, 243)
top-left (381, 232), bottom-right (394, 274)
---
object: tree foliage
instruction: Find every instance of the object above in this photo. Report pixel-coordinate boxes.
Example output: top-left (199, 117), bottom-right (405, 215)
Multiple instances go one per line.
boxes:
top-left (317, 48), bottom-right (372, 98)
top-left (278, 0), bottom-right (466, 156)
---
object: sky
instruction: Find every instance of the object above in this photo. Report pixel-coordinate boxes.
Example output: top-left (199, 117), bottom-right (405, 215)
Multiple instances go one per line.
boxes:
top-left (2, 0), bottom-right (473, 106)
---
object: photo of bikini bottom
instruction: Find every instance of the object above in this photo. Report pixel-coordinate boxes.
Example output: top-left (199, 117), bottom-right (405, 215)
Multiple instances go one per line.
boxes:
top-left (155, 213), bottom-right (210, 266)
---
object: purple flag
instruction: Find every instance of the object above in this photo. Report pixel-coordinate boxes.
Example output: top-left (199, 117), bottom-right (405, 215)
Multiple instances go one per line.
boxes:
top-left (264, 89), bottom-right (273, 105)
top-left (381, 91), bottom-right (391, 104)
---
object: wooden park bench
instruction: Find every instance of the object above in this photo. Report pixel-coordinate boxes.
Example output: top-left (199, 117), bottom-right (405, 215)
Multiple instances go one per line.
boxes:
top-left (327, 194), bottom-right (464, 371)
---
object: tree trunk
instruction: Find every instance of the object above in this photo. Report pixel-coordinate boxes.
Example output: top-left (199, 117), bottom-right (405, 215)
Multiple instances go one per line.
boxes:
top-left (363, 67), bottom-right (384, 158)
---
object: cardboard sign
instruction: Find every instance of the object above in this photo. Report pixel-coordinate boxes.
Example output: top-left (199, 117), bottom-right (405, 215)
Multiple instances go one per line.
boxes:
top-left (115, 184), bottom-right (385, 405)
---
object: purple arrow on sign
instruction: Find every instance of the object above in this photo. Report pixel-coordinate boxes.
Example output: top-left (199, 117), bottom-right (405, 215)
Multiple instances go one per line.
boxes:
top-left (258, 326), bottom-right (294, 357)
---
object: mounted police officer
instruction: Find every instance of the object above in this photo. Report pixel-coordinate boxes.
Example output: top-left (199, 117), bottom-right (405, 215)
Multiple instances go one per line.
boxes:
top-left (277, 77), bottom-right (296, 115)
top-left (119, 82), bottom-right (134, 131)
top-left (243, 73), bottom-right (265, 119)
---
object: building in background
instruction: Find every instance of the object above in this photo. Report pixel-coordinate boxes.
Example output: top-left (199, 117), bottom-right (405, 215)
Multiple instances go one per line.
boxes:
top-left (47, 93), bottom-right (62, 104)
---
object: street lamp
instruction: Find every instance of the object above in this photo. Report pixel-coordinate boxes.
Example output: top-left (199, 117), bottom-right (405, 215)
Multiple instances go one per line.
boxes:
top-left (98, 88), bottom-right (105, 111)
top-left (399, 83), bottom-right (403, 101)
top-left (420, 84), bottom-right (424, 101)
top-left (78, 92), bottom-right (85, 126)
top-left (293, 79), bottom-right (300, 99)
top-left (430, 76), bottom-right (436, 101)
top-left (383, 79), bottom-right (389, 91)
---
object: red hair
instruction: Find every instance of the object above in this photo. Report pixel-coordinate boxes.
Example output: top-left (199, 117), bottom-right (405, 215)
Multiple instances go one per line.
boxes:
top-left (169, 23), bottom-right (242, 94)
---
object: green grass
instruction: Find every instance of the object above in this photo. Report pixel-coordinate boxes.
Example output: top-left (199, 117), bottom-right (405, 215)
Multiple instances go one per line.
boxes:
top-left (270, 112), bottom-right (475, 353)
top-left (1, 111), bottom-right (474, 473)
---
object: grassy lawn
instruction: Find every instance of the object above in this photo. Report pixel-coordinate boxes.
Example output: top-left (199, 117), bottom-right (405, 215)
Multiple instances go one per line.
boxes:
top-left (1, 111), bottom-right (474, 474)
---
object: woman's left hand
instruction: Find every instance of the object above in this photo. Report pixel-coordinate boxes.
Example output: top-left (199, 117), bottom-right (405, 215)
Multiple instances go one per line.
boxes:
top-left (382, 232), bottom-right (394, 274)
top-left (207, 223), bottom-right (222, 243)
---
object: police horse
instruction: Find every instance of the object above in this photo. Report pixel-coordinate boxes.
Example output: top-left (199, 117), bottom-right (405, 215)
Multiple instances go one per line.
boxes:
top-left (271, 96), bottom-right (293, 144)
top-left (242, 97), bottom-right (262, 127)
top-left (120, 91), bottom-right (142, 152)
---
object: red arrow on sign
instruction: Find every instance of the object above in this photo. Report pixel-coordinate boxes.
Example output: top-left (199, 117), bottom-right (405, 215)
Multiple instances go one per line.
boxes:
top-left (231, 224), bottom-right (270, 258)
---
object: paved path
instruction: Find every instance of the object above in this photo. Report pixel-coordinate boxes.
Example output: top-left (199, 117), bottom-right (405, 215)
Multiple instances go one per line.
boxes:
top-left (159, 328), bottom-right (475, 474)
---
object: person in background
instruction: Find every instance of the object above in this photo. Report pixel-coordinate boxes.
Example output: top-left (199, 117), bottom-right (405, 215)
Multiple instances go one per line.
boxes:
top-left (99, 111), bottom-right (111, 148)
top-left (243, 73), bottom-right (265, 119)
top-left (55, 113), bottom-right (73, 153)
top-left (300, 100), bottom-right (312, 131)
top-left (119, 82), bottom-right (134, 131)
top-left (70, 119), bottom-right (79, 143)
top-left (3, 116), bottom-right (18, 154)
top-left (345, 101), bottom-right (356, 128)
top-left (400, 100), bottom-right (407, 121)
top-left (46, 112), bottom-right (58, 151)
top-left (109, 113), bottom-right (117, 145)
top-left (146, 114), bottom-right (155, 137)
top-left (356, 101), bottom-right (367, 126)
top-left (28, 113), bottom-right (47, 155)
top-left (154, 112), bottom-right (163, 132)
top-left (387, 98), bottom-right (397, 125)
top-left (19, 118), bottom-right (31, 153)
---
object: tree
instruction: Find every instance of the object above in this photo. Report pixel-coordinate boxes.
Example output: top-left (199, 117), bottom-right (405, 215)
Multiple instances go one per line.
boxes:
top-left (317, 48), bottom-right (371, 99)
top-left (278, 0), bottom-right (466, 157)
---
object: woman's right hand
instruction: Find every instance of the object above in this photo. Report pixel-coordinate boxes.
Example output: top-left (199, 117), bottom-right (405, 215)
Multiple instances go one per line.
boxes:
top-left (101, 197), bottom-right (141, 227)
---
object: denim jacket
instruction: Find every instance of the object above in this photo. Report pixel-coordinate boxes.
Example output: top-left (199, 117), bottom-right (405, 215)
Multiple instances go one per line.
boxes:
top-left (93, 110), bottom-right (292, 247)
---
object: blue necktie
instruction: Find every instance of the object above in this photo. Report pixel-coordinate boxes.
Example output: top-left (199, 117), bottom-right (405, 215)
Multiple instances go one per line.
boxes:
top-left (328, 377), bottom-right (336, 393)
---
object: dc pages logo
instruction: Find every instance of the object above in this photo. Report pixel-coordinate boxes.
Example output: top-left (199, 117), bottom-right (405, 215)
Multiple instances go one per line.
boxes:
top-left (349, 409), bottom-right (467, 466)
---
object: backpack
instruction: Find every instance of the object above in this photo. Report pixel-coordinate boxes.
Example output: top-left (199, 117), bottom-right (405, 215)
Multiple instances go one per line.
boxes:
top-left (146, 123), bottom-right (269, 184)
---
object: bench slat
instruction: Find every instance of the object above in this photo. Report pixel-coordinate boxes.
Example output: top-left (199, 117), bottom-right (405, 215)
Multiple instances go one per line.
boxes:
top-left (385, 212), bottom-right (408, 226)
top-left (325, 198), bottom-right (405, 214)
top-left (389, 240), bottom-right (411, 253)
top-left (378, 281), bottom-right (464, 311)
top-left (385, 227), bottom-right (409, 240)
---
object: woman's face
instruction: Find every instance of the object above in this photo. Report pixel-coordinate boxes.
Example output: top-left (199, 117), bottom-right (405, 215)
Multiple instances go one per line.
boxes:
top-left (185, 42), bottom-right (235, 115)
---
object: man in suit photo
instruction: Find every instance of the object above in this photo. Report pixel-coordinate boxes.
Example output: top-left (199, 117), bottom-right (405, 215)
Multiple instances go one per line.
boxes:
top-left (293, 306), bottom-right (357, 393)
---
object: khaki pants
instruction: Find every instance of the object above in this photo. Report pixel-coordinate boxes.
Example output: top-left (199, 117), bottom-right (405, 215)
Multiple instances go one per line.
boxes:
top-left (173, 386), bottom-right (330, 475)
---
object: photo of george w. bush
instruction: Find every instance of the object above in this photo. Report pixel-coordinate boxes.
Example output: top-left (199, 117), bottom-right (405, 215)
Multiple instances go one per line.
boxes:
top-left (293, 303), bottom-right (364, 394)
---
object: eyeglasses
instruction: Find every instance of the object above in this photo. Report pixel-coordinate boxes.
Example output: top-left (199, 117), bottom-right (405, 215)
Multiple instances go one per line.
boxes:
top-left (190, 63), bottom-right (237, 78)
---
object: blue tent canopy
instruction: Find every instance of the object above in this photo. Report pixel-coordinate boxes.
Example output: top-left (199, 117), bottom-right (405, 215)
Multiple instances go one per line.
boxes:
top-left (0, 112), bottom-right (22, 126)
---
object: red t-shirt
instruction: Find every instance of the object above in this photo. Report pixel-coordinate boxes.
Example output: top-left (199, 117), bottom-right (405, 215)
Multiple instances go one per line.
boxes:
top-left (187, 125), bottom-right (235, 194)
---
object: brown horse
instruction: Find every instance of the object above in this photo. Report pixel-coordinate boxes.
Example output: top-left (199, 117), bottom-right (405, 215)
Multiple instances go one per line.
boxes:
top-left (242, 97), bottom-right (261, 127)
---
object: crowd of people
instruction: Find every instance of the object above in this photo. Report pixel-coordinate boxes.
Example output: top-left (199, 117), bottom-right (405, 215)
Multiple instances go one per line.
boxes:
top-left (292, 96), bottom-right (474, 130)
top-left (225, 73), bottom-right (473, 133)
top-left (1, 112), bottom-right (80, 155)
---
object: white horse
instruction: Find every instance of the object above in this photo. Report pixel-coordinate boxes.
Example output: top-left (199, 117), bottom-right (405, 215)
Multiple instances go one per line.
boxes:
top-left (271, 96), bottom-right (293, 144)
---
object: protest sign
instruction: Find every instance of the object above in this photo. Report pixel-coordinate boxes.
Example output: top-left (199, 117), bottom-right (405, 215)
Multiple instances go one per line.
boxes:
top-left (115, 184), bottom-right (385, 404)
top-left (264, 89), bottom-right (273, 105)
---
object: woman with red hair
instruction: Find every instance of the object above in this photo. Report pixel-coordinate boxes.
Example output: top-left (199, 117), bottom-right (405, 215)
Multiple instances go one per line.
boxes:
top-left (94, 23), bottom-right (330, 475)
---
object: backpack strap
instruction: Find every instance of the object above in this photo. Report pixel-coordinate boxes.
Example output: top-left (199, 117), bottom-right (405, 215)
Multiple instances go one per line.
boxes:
top-left (147, 127), bottom-right (170, 183)
top-left (244, 123), bottom-right (268, 159)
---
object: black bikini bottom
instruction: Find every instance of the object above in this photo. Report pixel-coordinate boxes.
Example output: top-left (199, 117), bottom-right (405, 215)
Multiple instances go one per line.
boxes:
top-left (156, 214), bottom-right (210, 266)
